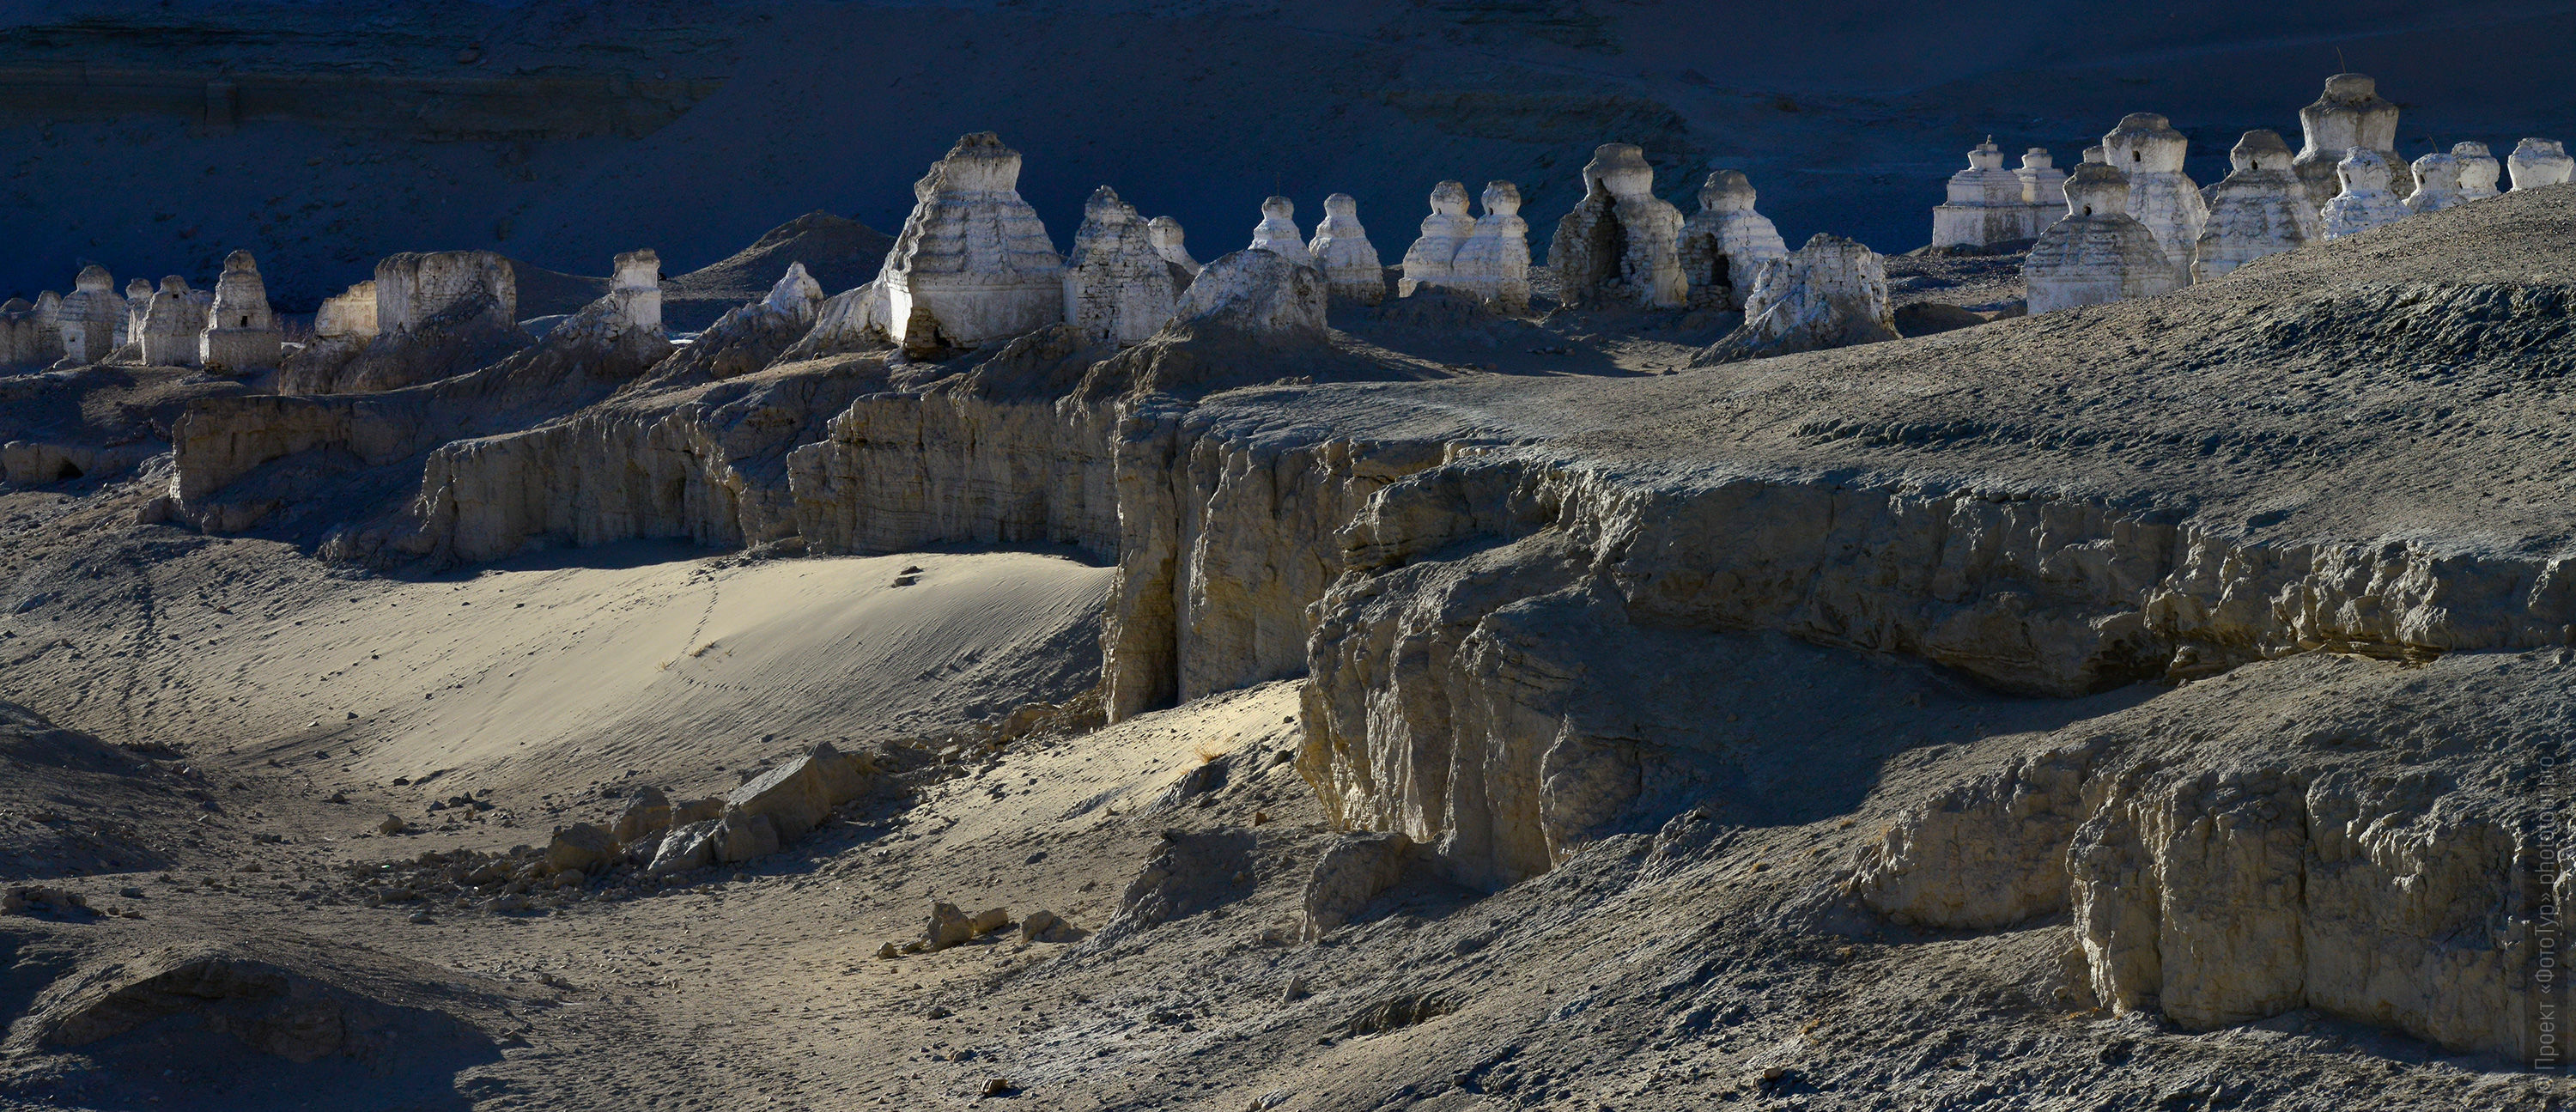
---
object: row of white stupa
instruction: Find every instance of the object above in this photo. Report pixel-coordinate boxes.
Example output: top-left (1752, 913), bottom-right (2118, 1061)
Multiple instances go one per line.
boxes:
top-left (0, 252), bottom-right (285, 371)
top-left (1935, 74), bottom-right (2573, 313)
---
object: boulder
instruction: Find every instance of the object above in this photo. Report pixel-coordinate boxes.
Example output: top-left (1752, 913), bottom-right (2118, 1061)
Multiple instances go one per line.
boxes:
top-left (544, 823), bottom-right (620, 875)
top-left (648, 818), bottom-right (721, 875)
top-left (723, 741), bottom-right (874, 842)
top-left (1300, 832), bottom-right (1413, 939)
top-left (928, 901), bottom-right (975, 949)
top-left (968, 908), bottom-right (1011, 935)
top-left (610, 786), bottom-right (673, 845)
top-left (712, 806), bottom-right (781, 864)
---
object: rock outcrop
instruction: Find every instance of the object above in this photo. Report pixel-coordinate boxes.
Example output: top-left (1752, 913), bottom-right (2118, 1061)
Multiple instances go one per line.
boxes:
top-left (2402, 153), bottom-right (2465, 214)
top-left (1397, 181), bottom-right (1475, 299)
top-left (1301, 832), bottom-right (1413, 939)
top-left (1548, 143), bottom-right (1686, 310)
top-left (2192, 130), bottom-right (2317, 283)
top-left (1445, 182), bottom-right (1532, 315)
top-left (2025, 163), bottom-right (2184, 313)
top-left (1063, 186), bottom-right (1180, 347)
top-left (1929, 137), bottom-right (2031, 250)
top-left (2103, 112), bottom-right (2205, 283)
top-left (1694, 233), bottom-right (1895, 362)
top-left (2508, 137), bottom-right (2573, 191)
top-left (200, 249), bottom-right (284, 373)
top-left (1306, 193), bottom-right (1386, 307)
top-left (1677, 171), bottom-right (1786, 310)
top-left (2319, 148), bottom-right (2409, 240)
top-left (2293, 73), bottom-right (2409, 206)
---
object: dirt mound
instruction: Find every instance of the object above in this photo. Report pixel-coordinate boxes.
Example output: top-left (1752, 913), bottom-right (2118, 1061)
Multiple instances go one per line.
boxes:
top-left (0, 702), bottom-right (190, 879)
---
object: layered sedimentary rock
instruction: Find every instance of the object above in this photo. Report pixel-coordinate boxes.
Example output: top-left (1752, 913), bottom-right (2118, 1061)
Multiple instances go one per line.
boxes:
top-left (2025, 163), bottom-right (2182, 313)
top-left (1445, 183), bottom-right (1532, 315)
top-left (1676, 170), bottom-right (1786, 311)
top-left (2403, 153), bottom-right (2464, 214)
top-left (2192, 130), bottom-right (2317, 283)
top-left (1306, 194), bottom-right (1386, 307)
top-left (2452, 142), bottom-right (2502, 201)
top-left (1063, 186), bottom-right (1180, 348)
top-left (314, 282), bottom-right (379, 340)
top-left (1930, 138), bottom-right (2031, 249)
top-left (2293, 73), bottom-right (2408, 206)
top-left (2319, 149), bottom-right (2409, 240)
top-left (56, 266), bottom-right (123, 365)
top-left (2509, 138), bottom-right (2573, 191)
top-left (1147, 216), bottom-right (1200, 282)
top-left (1248, 197), bottom-right (1316, 269)
top-left (1549, 143), bottom-right (1686, 310)
top-left (200, 250), bottom-right (284, 373)
top-left (874, 132), bottom-right (1066, 350)
top-left (1695, 233), bottom-right (1894, 362)
top-left (139, 277), bottom-right (208, 368)
top-left (1397, 181), bottom-right (1476, 299)
top-left (2015, 149), bottom-right (2069, 237)
top-left (2104, 113), bottom-right (2206, 283)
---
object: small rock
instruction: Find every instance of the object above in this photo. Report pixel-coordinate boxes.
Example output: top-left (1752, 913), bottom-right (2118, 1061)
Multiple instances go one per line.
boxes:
top-left (928, 902), bottom-right (975, 950)
top-left (1018, 909), bottom-right (1060, 942)
top-left (981, 1078), bottom-right (1014, 1097)
top-left (876, 941), bottom-right (901, 959)
top-left (1281, 975), bottom-right (1309, 1002)
top-left (377, 814), bottom-right (407, 836)
top-left (969, 907), bottom-right (1011, 935)
top-left (927, 1006), bottom-right (953, 1019)
top-left (407, 912), bottom-right (433, 925)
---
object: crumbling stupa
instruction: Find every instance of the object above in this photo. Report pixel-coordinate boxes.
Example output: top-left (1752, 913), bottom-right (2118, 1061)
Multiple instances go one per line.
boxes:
top-left (1398, 181), bottom-right (1475, 298)
top-left (1306, 193), bottom-right (1386, 306)
top-left (1445, 181), bottom-right (1533, 314)
top-left (1063, 185), bottom-right (1180, 347)
top-left (377, 251), bottom-right (516, 334)
top-left (1147, 216), bottom-right (1200, 283)
top-left (2016, 149), bottom-right (2069, 237)
top-left (0, 295), bottom-right (63, 368)
top-left (874, 132), bottom-right (1066, 350)
top-left (2024, 163), bottom-right (2182, 313)
top-left (139, 276), bottom-right (207, 368)
top-left (119, 277), bottom-right (151, 351)
top-left (1696, 233), bottom-right (1896, 362)
top-left (2452, 143), bottom-right (2503, 201)
top-left (199, 250), bottom-right (283, 372)
top-left (2509, 138), bottom-right (2573, 191)
top-left (1677, 170), bottom-right (1786, 310)
top-left (1248, 197), bottom-right (1315, 268)
top-left (2319, 148), bottom-right (2409, 240)
top-left (56, 266), bottom-right (122, 364)
top-left (2103, 113), bottom-right (2206, 283)
top-left (608, 249), bottom-right (664, 333)
top-left (2192, 130), bottom-right (2317, 283)
top-left (1930, 138), bottom-right (2031, 249)
top-left (1549, 143), bottom-right (1686, 309)
top-left (2403, 154), bottom-right (2466, 214)
top-left (315, 281), bottom-right (379, 340)
top-left (1170, 248), bottom-right (1327, 343)
top-left (2293, 74), bottom-right (2409, 206)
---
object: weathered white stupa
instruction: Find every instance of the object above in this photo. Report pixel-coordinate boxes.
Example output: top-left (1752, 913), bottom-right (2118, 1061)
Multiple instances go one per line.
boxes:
top-left (1549, 143), bottom-right (1687, 309)
top-left (2192, 130), bottom-right (2317, 283)
top-left (2024, 163), bottom-right (2182, 313)
top-left (1306, 193), bottom-right (1386, 306)
top-left (1248, 197), bottom-right (1315, 268)
top-left (119, 277), bottom-right (151, 350)
top-left (376, 251), bottom-right (516, 333)
top-left (0, 295), bottom-right (64, 368)
top-left (2016, 149), bottom-right (2069, 237)
top-left (1677, 170), bottom-right (1787, 310)
top-left (2403, 154), bottom-right (2465, 215)
top-left (1147, 216), bottom-right (1200, 283)
top-left (1172, 249), bottom-right (1327, 342)
top-left (199, 250), bottom-right (283, 372)
top-left (2509, 138), bottom-right (2574, 191)
top-left (315, 281), bottom-right (379, 340)
top-left (2103, 113), bottom-right (2206, 284)
top-left (57, 266), bottom-right (123, 364)
top-left (1063, 185), bottom-right (1180, 347)
top-left (1398, 181), bottom-right (1476, 298)
top-left (140, 276), bottom-right (208, 368)
top-left (1446, 181), bottom-right (1533, 314)
top-left (1930, 138), bottom-right (2031, 249)
top-left (1698, 233), bottom-right (1897, 362)
top-left (2453, 142), bottom-right (2503, 201)
top-left (875, 132), bottom-right (1066, 349)
top-left (2293, 74), bottom-right (2409, 206)
top-left (608, 250), bottom-right (664, 333)
top-left (2319, 148), bottom-right (2409, 240)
